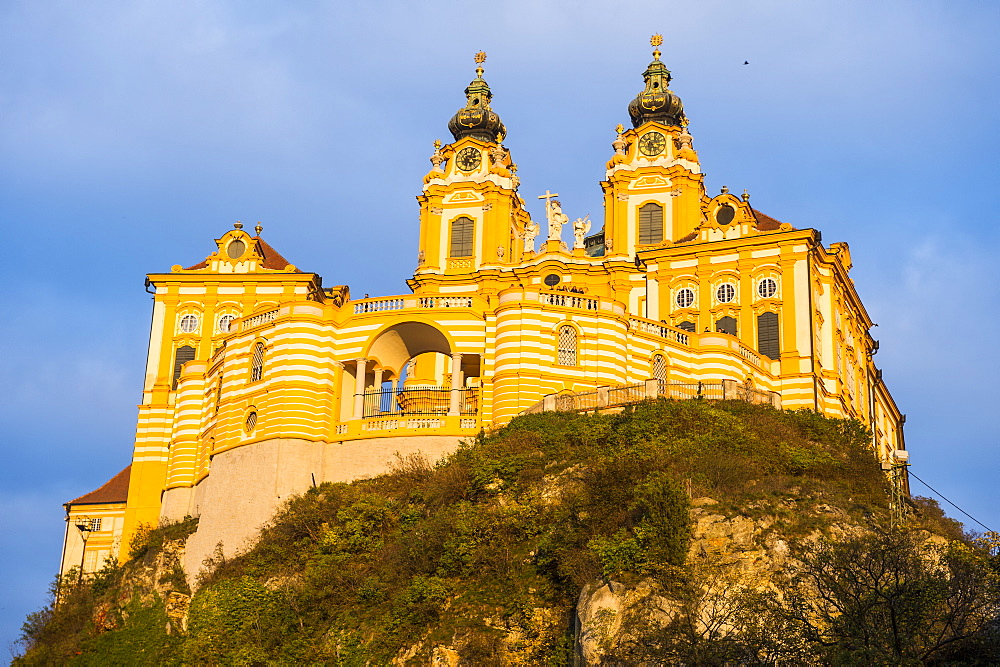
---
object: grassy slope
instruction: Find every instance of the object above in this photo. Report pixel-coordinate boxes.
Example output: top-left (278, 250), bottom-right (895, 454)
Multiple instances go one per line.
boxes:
top-left (19, 399), bottom-right (938, 664)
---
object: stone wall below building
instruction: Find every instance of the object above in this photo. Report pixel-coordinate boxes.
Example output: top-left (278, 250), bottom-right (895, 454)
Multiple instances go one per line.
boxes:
top-left (179, 435), bottom-right (464, 589)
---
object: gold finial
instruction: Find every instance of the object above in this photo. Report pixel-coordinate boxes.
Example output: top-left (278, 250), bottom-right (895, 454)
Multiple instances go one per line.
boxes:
top-left (615, 123), bottom-right (624, 135)
top-left (255, 221), bottom-right (263, 235)
top-left (234, 220), bottom-right (243, 230)
top-left (474, 51), bottom-right (487, 64)
top-left (650, 34), bottom-right (663, 60)
top-left (433, 139), bottom-right (441, 150)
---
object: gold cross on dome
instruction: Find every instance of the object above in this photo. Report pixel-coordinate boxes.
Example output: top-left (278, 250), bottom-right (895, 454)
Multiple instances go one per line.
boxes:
top-left (474, 51), bottom-right (487, 64)
top-left (650, 34), bottom-right (663, 47)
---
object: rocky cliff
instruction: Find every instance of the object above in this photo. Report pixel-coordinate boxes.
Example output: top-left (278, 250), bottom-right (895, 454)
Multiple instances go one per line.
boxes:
top-left (15, 400), bottom-right (1000, 664)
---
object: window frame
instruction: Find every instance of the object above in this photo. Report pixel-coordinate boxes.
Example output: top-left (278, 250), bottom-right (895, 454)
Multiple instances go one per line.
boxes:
top-left (556, 324), bottom-right (578, 366)
top-left (250, 342), bottom-right (266, 383)
top-left (449, 216), bottom-right (475, 258)
top-left (638, 202), bottom-right (664, 245)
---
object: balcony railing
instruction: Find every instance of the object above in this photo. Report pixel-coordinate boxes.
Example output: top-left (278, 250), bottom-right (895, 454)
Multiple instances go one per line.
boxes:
top-left (629, 317), bottom-right (691, 346)
top-left (241, 309), bottom-right (279, 330)
top-left (540, 292), bottom-right (599, 311)
top-left (352, 295), bottom-right (475, 314)
top-left (521, 378), bottom-right (780, 415)
top-left (361, 386), bottom-right (479, 418)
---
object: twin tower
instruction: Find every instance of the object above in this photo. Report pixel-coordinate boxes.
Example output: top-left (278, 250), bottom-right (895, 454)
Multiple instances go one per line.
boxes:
top-left (59, 39), bottom-right (905, 584)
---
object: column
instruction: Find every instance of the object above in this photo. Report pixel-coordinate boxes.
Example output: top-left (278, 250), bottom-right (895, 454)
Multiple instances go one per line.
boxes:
top-left (448, 353), bottom-right (464, 416)
top-left (353, 358), bottom-right (367, 420)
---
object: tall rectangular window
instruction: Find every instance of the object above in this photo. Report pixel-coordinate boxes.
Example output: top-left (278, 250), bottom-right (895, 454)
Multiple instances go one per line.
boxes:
top-left (638, 203), bottom-right (664, 245)
top-left (172, 345), bottom-right (196, 389)
top-left (758, 312), bottom-right (780, 360)
top-left (450, 217), bottom-right (474, 257)
top-left (557, 325), bottom-right (578, 366)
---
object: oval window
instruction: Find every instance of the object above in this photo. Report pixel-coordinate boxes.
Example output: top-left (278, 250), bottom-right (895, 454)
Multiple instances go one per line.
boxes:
top-left (544, 274), bottom-right (561, 287)
top-left (227, 240), bottom-right (246, 259)
top-left (178, 314), bottom-right (199, 333)
top-left (245, 411), bottom-right (258, 434)
top-left (758, 278), bottom-right (778, 299)
top-left (675, 288), bottom-right (695, 309)
top-left (716, 205), bottom-right (736, 226)
top-left (218, 314), bottom-right (235, 333)
top-left (716, 283), bottom-right (736, 303)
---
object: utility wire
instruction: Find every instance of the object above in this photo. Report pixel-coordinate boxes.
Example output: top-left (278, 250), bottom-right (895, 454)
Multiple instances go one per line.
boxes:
top-left (907, 469), bottom-right (994, 533)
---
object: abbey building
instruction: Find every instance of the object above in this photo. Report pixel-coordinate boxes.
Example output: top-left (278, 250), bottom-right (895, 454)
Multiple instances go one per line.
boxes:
top-left (59, 41), bottom-right (905, 579)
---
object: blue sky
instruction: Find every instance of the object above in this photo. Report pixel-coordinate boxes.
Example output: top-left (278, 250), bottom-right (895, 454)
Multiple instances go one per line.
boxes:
top-left (2, 0), bottom-right (998, 653)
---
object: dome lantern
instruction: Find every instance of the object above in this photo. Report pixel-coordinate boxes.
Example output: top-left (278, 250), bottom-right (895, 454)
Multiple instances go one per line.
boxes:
top-left (447, 51), bottom-right (506, 143)
top-left (628, 35), bottom-right (686, 128)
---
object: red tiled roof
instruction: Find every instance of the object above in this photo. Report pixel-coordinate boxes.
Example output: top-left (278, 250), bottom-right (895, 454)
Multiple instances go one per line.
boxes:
top-left (68, 465), bottom-right (131, 505)
top-left (254, 237), bottom-right (297, 271)
top-left (183, 236), bottom-right (300, 272)
top-left (752, 209), bottom-right (788, 231)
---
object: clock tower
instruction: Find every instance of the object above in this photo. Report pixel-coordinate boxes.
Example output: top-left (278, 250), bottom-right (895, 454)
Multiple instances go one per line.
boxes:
top-left (414, 53), bottom-right (532, 284)
top-left (600, 36), bottom-right (706, 259)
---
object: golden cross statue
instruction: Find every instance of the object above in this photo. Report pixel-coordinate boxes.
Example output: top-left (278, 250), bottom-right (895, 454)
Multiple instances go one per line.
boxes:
top-left (474, 51), bottom-right (487, 64)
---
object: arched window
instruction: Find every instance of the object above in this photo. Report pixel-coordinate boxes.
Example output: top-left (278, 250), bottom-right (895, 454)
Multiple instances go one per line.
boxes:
top-left (172, 345), bottom-right (196, 389)
top-left (678, 321), bottom-right (696, 333)
top-left (652, 353), bottom-right (667, 387)
top-left (215, 374), bottom-right (223, 414)
top-left (758, 312), bottom-right (780, 360)
top-left (450, 217), bottom-right (475, 257)
top-left (250, 342), bottom-right (265, 382)
top-left (716, 316), bottom-right (737, 336)
top-left (638, 203), bottom-right (664, 245)
top-left (557, 325), bottom-right (578, 366)
top-left (245, 411), bottom-right (258, 434)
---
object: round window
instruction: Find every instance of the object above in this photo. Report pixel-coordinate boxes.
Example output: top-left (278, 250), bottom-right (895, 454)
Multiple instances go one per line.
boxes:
top-left (675, 288), bottom-right (695, 308)
top-left (218, 314), bottom-right (235, 333)
top-left (227, 239), bottom-right (246, 259)
top-left (716, 283), bottom-right (736, 303)
top-left (179, 314), bottom-right (199, 333)
top-left (716, 205), bottom-right (736, 226)
top-left (757, 278), bottom-right (778, 299)
top-left (245, 411), bottom-right (258, 434)
top-left (544, 274), bottom-right (561, 287)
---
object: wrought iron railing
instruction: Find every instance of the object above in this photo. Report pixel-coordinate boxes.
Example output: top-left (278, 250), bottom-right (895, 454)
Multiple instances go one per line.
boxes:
top-left (520, 379), bottom-right (780, 415)
top-left (360, 386), bottom-right (478, 418)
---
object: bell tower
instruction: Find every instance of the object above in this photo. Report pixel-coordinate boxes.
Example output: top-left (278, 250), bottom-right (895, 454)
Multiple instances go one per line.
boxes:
top-left (600, 36), bottom-right (706, 259)
top-left (415, 53), bottom-right (532, 282)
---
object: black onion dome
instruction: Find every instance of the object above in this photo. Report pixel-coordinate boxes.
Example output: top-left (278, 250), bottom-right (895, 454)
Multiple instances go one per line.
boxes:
top-left (628, 41), bottom-right (686, 128)
top-left (448, 55), bottom-right (506, 143)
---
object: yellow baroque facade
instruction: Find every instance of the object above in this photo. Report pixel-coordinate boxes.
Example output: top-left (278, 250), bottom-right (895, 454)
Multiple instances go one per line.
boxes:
top-left (60, 43), bottom-right (905, 579)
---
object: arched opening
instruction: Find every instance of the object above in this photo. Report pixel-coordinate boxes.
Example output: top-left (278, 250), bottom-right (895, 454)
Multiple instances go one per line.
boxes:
top-left (346, 322), bottom-right (482, 420)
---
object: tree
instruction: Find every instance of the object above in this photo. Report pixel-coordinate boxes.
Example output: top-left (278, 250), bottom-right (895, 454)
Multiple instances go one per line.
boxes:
top-left (784, 529), bottom-right (1000, 663)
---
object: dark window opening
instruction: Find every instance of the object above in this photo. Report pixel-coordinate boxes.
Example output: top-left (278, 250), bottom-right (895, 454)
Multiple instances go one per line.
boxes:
top-left (172, 345), bottom-right (196, 389)
top-left (716, 316), bottom-right (737, 336)
top-left (758, 312), bottom-right (780, 360)
top-left (638, 203), bottom-right (664, 245)
top-left (450, 217), bottom-right (474, 257)
top-left (678, 321), bottom-right (696, 333)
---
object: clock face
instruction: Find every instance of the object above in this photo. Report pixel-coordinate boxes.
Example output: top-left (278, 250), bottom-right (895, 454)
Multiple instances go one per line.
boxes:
top-left (456, 147), bottom-right (481, 171)
top-left (638, 131), bottom-right (666, 157)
